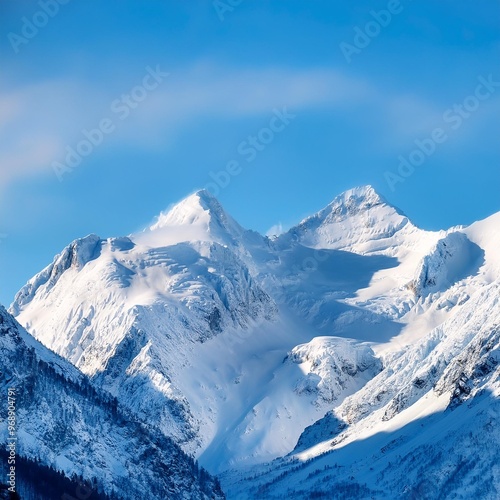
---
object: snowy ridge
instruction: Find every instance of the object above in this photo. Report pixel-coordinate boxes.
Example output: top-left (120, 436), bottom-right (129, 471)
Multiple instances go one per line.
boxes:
top-left (10, 234), bottom-right (102, 316)
top-left (224, 280), bottom-right (500, 498)
top-left (9, 185), bottom-right (500, 498)
top-left (150, 190), bottom-right (242, 239)
top-left (12, 235), bottom-right (276, 450)
top-left (288, 337), bottom-right (381, 404)
top-left (411, 231), bottom-right (484, 298)
top-left (287, 185), bottom-right (414, 253)
top-left (0, 306), bottom-right (224, 499)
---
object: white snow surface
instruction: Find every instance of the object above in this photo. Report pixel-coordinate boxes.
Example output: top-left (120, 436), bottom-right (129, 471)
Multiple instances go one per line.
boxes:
top-left (0, 306), bottom-right (223, 499)
top-left (10, 185), bottom-right (500, 498)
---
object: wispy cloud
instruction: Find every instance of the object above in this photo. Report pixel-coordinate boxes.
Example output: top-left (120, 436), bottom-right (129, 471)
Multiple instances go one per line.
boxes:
top-left (0, 64), bottom-right (372, 189)
top-left (0, 137), bottom-right (61, 187)
top-left (149, 64), bottom-right (371, 118)
top-left (1, 62), bottom-right (496, 191)
top-left (113, 64), bottom-right (374, 146)
top-left (265, 222), bottom-right (285, 237)
top-left (0, 79), bottom-right (88, 190)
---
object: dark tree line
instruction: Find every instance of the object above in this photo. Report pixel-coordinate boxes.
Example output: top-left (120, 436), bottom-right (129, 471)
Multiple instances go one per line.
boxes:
top-left (0, 450), bottom-right (115, 500)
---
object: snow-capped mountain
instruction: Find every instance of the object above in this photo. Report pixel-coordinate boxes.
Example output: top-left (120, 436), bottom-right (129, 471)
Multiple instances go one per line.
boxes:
top-left (224, 279), bottom-right (500, 499)
top-left (0, 305), bottom-right (224, 499)
top-left (9, 185), bottom-right (500, 499)
top-left (11, 192), bottom-right (277, 452)
top-left (287, 185), bottom-right (413, 252)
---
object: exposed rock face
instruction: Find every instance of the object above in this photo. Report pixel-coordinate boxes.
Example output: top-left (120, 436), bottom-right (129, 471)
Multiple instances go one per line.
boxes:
top-left (0, 306), bottom-right (224, 500)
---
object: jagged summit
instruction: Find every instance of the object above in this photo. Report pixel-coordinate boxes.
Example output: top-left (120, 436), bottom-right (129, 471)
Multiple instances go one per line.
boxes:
top-left (284, 185), bottom-right (412, 253)
top-left (331, 184), bottom-right (383, 203)
top-left (302, 185), bottom-right (396, 225)
top-left (150, 189), bottom-right (228, 230)
top-left (139, 189), bottom-right (250, 251)
top-left (328, 184), bottom-right (385, 209)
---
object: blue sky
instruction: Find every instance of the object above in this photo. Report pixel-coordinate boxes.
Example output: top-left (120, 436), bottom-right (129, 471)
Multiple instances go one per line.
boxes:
top-left (0, 0), bottom-right (499, 305)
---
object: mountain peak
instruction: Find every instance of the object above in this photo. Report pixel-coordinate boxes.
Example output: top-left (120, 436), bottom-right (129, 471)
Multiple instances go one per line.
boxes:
top-left (327, 185), bottom-right (385, 214)
top-left (286, 185), bottom-right (411, 252)
top-left (149, 189), bottom-right (226, 230)
top-left (340, 184), bottom-right (378, 196)
top-left (180, 188), bottom-right (221, 212)
top-left (141, 189), bottom-right (248, 250)
top-left (194, 188), bottom-right (218, 202)
top-left (300, 185), bottom-right (392, 229)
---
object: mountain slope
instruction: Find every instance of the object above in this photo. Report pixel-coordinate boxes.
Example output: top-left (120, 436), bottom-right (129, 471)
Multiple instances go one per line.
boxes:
top-left (224, 279), bottom-right (500, 498)
top-left (11, 187), bottom-right (412, 466)
top-left (0, 306), bottom-right (224, 499)
top-left (12, 223), bottom-right (276, 450)
top-left (286, 185), bottom-right (413, 252)
top-left (9, 185), bottom-right (500, 498)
